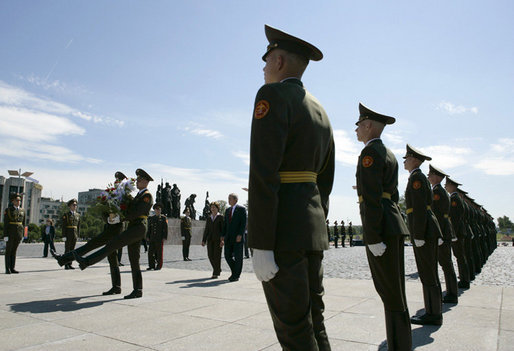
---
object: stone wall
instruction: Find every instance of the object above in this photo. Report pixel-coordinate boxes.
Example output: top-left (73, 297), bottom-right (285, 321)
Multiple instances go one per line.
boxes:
top-left (164, 218), bottom-right (206, 245)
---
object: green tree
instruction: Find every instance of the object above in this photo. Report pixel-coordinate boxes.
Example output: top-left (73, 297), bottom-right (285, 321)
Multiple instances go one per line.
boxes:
top-left (497, 216), bottom-right (513, 231)
top-left (216, 200), bottom-right (227, 215)
top-left (27, 223), bottom-right (40, 242)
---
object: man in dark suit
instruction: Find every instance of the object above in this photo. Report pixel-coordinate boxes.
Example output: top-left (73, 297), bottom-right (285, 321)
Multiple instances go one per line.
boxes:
top-left (355, 103), bottom-right (411, 350)
top-left (73, 169), bottom-right (153, 299)
top-left (146, 203), bottom-right (168, 269)
top-left (41, 219), bottom-right (56, 257)
top-left (403, 145), bottom-right (443, 326)
top-left (221, 193), bottom-right (246, 282)
top-left (248, 25), bottom-right (334, 351)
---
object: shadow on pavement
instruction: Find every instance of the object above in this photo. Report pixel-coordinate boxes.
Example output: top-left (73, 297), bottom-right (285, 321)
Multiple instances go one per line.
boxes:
top-left (410, 308), bottom-right (441, 349)
top-left (8, 295), bottom-right (118, 313)
top-left (166, 277), bottom-right (231, 288)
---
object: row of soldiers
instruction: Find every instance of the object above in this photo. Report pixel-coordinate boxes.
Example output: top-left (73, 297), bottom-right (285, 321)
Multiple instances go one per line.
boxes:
top-left (326, 220), bottom-right (354, 247)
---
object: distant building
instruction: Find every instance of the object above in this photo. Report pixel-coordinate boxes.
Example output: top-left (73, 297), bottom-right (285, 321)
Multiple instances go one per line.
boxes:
top-left (0, 174), bottom-right (43, 225)
top-left (40, 197), bottom-right (64, 223)
top-left (78, 188), bottom-right (103, 206)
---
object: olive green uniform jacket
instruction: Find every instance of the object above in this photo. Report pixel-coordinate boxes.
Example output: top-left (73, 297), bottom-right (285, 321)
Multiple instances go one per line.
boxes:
top-left (356, 139), bottom-right (409, 245)
top-left (3, 206), bottom-right (25, 240)
top-left (431, 184), bottom-right (455, 243)
top-left (248, 78), bottom-right (334, 251)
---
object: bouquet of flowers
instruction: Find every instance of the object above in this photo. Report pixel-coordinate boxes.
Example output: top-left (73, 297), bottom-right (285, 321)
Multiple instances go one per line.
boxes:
top-left (94, 178), bottom-right (136, 222)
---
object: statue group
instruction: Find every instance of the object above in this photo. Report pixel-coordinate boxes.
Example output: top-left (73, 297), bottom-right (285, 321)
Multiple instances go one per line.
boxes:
top-left (156, 181), bottom-right (181, 218)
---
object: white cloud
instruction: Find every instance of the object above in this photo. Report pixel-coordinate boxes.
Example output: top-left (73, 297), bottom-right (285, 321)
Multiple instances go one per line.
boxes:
top-left (233, 151), bottom-right (250, 166)
top-left (383, 131), bottom-right (405, 145)
top-left (475, 158), bottom-right (514, 176)
top-left (333, 129), bottom-right (360, 166)
top-left (437, 101), bottom-right (478, 115)
top-left (422, 145), bottom-right (471, 169)
top-left (491, 138), bottom-right (514, 153)
top-left (0, 80), bottom-right (124, 127)
top-left (182, 123), bottom-right (224, 140)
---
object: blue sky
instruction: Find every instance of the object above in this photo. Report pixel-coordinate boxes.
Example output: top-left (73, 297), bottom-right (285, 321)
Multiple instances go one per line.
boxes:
top-left (0, 1), bottom-right (513, 224)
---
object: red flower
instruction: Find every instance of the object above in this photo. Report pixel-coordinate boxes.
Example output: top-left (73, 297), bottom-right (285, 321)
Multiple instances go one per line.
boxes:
top-left (102, 196), bottom-right (107, 201)
top-left (120, 204), bottom-right (127, 211)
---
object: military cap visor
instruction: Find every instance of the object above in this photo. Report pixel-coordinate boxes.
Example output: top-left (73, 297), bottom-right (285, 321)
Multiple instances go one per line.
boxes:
top-left (262, 25), bottom-right (323, 62)
top-left (403, 144), bottom-right (432, 161)
top-left (136, 168), bottom-right (153, 182)
top-left (115, 171), bottom-right (127, 181)
top-left (153, 203), bottom-right (162, 210)
top-left (10, 193), bottom-right (21, 201)
top-left (428, 164), bottom-right (448, 178)
top-left (67, 198), bottom-right (78, 206)
top-left (445, 177), bottom-right (462, 187)
top-left (355, 103), bottom-right (396, 126)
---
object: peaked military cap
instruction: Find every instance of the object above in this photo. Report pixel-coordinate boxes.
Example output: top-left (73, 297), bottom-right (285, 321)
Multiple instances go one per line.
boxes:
top-left (446, 177), bottom-right (462, 187)
top-left (428, 164), bottom-right (448, 178)
top-left (136, 168), bottom-right (153, 182)
top-left (67, 198), bottom-right (78, 206)
top-left (456, 188), bottom-right (468, 195)
top-left (9, 193), bottom-right (21, 201)
top-left (403, 144), bottom-right (432, 161)
top-left (356, 103), bottom-right (396, 125)
top-left (153, 202), bottom-right (162, 210)
top-left (115, 171), bottom-right (127, 181)
top-left (262, 24), bottom-right (323, 62)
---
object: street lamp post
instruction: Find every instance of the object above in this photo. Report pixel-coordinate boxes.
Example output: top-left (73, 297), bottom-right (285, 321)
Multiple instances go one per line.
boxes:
top-left (7, 169), bottom-right (34, 195)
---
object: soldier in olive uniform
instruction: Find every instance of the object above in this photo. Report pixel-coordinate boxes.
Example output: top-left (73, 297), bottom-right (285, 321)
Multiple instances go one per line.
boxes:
top-left (403, 145), bottom-right (443, 326)
top-left (52, 171), bottom-right (127, 295)
top-left (62, 198), bottom-right (80, 270)
top-left (333, 220), bottom-right (339, 248)
top-left (146, 203), bottom-right (168, 270)
top-left (445, 178), bottom-right (471, 289)
top-left (428, 164), bottom-right (458, 304)
top-left (340, 220), bottom-right (346, 247)
top-left (3, 193), bottom-right (25, 274)
top-left (248, 25), bottom-right (334, 351)
top-left (181, 208), bottom-right (192, 261)
top-left (74, 169), bottom-right (154, 299)
top-left (355, 104), bottom-right (411, 351)
top-left (348, 221), bottom-right (354, 247)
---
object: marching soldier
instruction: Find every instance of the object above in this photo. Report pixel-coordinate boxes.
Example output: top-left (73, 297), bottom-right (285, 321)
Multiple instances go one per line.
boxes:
top-left (355, 103), bottom-right (411, 350)
top-left (52, 171), bottom-right (127, 295)
top-left (445, 178), bottom-right (471, 289)
top-left (428, 164), bottom-right (458, 304)
top-left (403, 144), bottom-right (443, 325)
top-left (62, 198), bottom-right (80, 270)
top-left (73, 169), bottom-right (154, 299)
top-left (147, 203), bottom-right (168, 270)
top-left (3, 193), bottom-right (25, 274)
top-left (248, 25), bottom-right (334, 350)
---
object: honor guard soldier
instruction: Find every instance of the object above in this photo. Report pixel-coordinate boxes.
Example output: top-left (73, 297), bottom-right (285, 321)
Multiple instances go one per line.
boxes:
top-left (62, 198), bottom-right (80, 270)
top-left (333, 220), bottom-right (339, 248)
top-left (340, 220), bottom-right (346, 247)
top-left (355, 103), bottom-right (412, 350)
top-left (181, 208), bottom-right (192, 261)
top-left (146, 203), bottom-right (168, 270)
top-left (445, 178), bottom-right (471, 289)
top-left (428, 164), bottom-right (458, 304)
top-left (348, 221), bottom-right (354, 247)
top-left (248, 25), bottom-right (334, 350)
top-left (74, 168), bottom-right (153, 299)
top-left (458, 188), bottom-right (476, 281)
top-left (3, 193), bottom-right (25, 274)
top-left (52, 171), bottom-right (127, 295)
top-left (403, 145), bottom-right (443, 326)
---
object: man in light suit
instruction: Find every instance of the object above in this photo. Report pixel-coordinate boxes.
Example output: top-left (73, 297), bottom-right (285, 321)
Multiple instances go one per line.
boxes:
top-left (221, 193), bottom-right (247, 282)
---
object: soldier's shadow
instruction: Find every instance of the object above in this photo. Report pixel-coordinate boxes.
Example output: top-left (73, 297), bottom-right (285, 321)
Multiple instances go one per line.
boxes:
top-left (8, 295), bottom-right (118, 314)
top-left (166, 277), bottom-right (230, 288)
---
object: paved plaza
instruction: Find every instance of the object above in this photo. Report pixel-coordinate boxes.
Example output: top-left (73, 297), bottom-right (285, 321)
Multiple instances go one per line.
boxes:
top-left (0, 244), bottom-right (513, 350)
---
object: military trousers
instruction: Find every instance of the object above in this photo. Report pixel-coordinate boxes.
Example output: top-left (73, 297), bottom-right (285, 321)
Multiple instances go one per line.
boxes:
top-left (81, 221), bottom-right (146, 291)
top-left (206, 238), bottom-right (222, 276)
top-left (64, 233), bottom-right (77, 256)
top-left (412, 236), bottom-right (442, 315)
top-left (5, 233), bottom-right (22, 272)
top-left (148, 240), bottom-right (164, 269)
top-left (437, 241), bottom-right (458, 298)
top-left (262, 250), bottom-right (331, 351)
top-left (366, 235), bottom-right (412, 351)
top-left (451, 238), bottom-right (470, 284)
top-left (471, 236), bottom-right (483, 273)
top-left (182, 235), bottom-right (191, 260)
top-left (464, 235), bottom-right (476, 280)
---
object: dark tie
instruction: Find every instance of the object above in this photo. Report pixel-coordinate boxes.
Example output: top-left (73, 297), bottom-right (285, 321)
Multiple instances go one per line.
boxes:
top-left (229, 208), bottom-right (233, 222)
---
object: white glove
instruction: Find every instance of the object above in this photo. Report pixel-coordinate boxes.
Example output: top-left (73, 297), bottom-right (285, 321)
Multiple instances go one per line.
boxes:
top-left (181, 236), bottom-right (185, 240)
top-left (108, 214), bottom-right (120, 224)
top-left (3, 237), bottom-right (8, 242)
top-left (252, 249), bottom-right (279, 282)
top-left (414, 239), bottom-right (425, 247)
top-left (452, 237), bottom-right (458, 242)
top-left (368, 242), bottom-right (386, 257)
top-left (438, 238), bottom-right (444, 246)
top-left (62, 237), bottom-right (66, 242)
